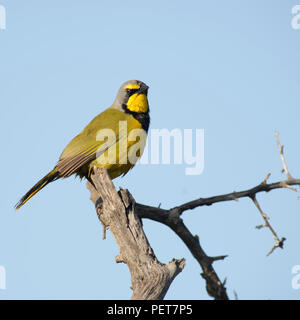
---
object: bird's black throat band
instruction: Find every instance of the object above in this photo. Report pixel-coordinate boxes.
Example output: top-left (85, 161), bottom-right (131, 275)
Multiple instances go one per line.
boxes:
top-left (122, 104), bottom-right (150, 132)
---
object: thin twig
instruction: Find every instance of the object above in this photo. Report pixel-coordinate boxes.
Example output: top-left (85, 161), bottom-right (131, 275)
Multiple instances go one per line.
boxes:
top-left (262, 173), bottom-right (271, 185)
top-left (135, 204), bottom-right (229, 300)
top-left (169, 178), bottom-right (300, 215)
top-left (250, 195), bottom-right (285, 256)
top-left (276, 131), bottom-right (293, 180)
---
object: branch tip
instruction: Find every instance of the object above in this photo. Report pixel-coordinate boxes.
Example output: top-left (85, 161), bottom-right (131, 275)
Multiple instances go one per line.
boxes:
top-left (266, 237), bottom-right (286, 256)
top-left (262, 173), bottom-right (271, 185)
top-left (209, 255), bottom-right (228, 263)
top-left (275, 131), bottom-right (293, 180)
top-left (251, 196), bottom-right (284, 256)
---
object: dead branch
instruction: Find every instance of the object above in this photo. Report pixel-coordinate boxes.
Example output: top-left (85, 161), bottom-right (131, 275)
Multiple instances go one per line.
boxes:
top-left (86, 132), bottom-right (298, 300)
top-left (135, 204), bottom-right (229, 300)
top-left (163, 177), bottom-right (300, 215)
top-left (276, 131), bottom-right (293, 180)
top-left (87, 167), bottom-right (185, 300)
top-left (250, 195), bottom-right (286, 256)
top-left (135, 133), bottom-right (298, 297)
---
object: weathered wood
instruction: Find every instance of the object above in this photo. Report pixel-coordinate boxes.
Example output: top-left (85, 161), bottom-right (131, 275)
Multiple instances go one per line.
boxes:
top-left (87, 167), bottom-right (185, 300)
top-left (84, 133), bottom-right (298, 300)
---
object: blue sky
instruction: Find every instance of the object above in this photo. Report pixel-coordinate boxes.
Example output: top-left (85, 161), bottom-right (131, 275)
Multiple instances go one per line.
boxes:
top-left (0, 0), bottom-right (299, 299)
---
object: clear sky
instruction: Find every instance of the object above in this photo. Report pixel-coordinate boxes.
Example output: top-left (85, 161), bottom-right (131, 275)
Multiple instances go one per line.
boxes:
top-left (0, 0), bottom-right (299, 299)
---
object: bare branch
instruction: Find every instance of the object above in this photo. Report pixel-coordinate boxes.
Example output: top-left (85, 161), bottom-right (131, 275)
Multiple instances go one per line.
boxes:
top-left (262, 173), bottom-right (271, 185)
top-left (279, 181), bottom-right (297, 192)
top-left (85, 133), bottom-right (298, 299)
top-left (133, 175), bottom-right (299, 282)
top-left (135, 204), bottom-right (229, 300)
top-left (133, 173), bottom-right (299, 296)
top-left (276, 131), bottom-right (293, 180)
top-left (133, 133), bottom-right (298, 292)
top-left (87, 167), bottom-right (185, 300)
top-left (266, 237), bottom-right (286, 257)
top-left (250, 195), bottom-right (285, 256)
top-left (167, 178), bottom-right (300, 215)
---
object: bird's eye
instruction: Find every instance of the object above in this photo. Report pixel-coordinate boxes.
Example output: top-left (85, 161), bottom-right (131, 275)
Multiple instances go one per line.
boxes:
top-left (126, 88), bottom-right (139, 96)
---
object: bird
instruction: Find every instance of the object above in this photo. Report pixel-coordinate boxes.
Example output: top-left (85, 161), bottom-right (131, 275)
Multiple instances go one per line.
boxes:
top-left (15, 80), bottom-right (150, 210)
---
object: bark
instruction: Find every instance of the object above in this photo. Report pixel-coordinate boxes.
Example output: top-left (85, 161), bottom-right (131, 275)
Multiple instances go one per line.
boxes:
top-left (87, 167), bottom-right (185, 300)
top-left (86, 133), bottom-right (298, 299)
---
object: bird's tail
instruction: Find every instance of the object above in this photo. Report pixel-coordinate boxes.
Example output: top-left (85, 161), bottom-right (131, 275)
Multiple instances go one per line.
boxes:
top-left (15, 168), bottom-right (59, 210)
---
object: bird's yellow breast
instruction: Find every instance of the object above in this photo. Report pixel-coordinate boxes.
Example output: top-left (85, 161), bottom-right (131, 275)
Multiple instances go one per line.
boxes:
top-left (126, 93), bottom-right (149, 113)
top-left (89, 110), bottom-right (147, 179)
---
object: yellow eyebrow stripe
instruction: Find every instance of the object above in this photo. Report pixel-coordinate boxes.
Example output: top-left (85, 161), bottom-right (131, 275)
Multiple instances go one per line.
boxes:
top-left (124, 84), bottom-right (140, 90)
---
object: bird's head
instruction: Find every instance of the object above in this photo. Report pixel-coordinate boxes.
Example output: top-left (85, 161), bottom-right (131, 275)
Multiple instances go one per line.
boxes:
top-left (113, 80), bottom-right (149, 114)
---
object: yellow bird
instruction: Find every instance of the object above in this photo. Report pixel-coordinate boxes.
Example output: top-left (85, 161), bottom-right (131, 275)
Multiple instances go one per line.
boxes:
top-left (15, 80), bottom-right (150, 210)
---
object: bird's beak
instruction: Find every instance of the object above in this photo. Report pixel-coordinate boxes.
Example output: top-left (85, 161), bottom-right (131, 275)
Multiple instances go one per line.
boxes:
top-left (137, 83), bottom-right (149, 95)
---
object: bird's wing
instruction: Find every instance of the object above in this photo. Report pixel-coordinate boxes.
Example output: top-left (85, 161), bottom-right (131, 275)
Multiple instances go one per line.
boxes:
top-left (56, 140), bottom-right (108, 177)
top-left (56, 109), bottom-right (125, 177)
